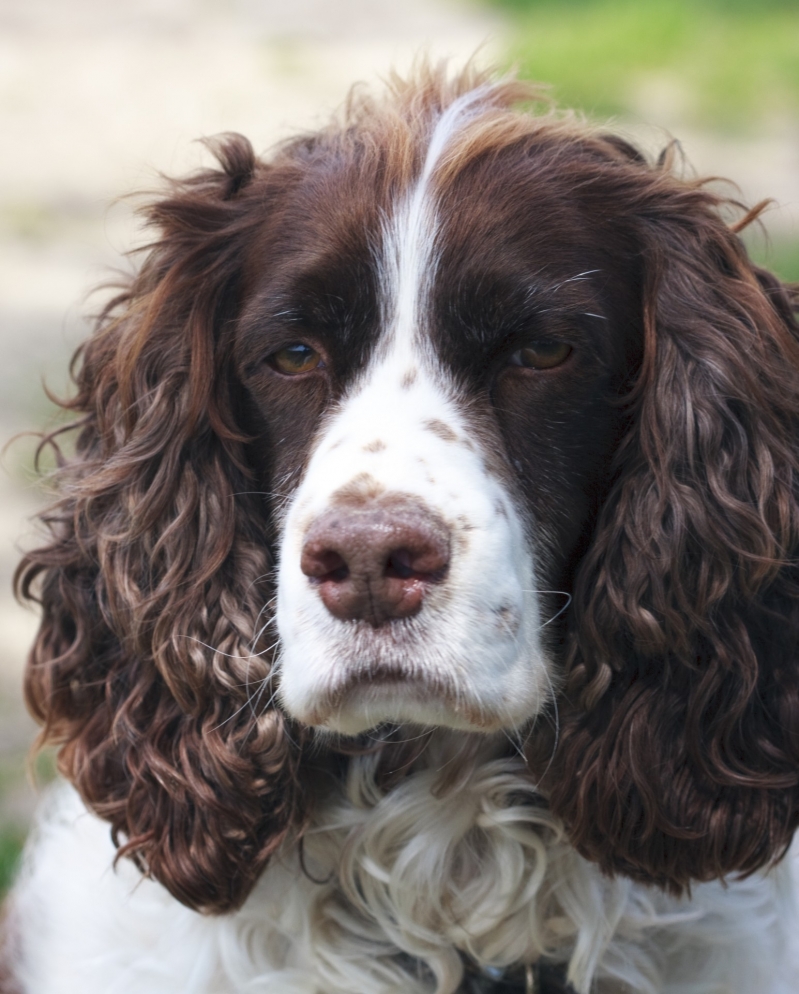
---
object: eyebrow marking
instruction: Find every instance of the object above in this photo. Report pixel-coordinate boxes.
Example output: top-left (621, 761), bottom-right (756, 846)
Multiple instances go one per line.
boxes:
top-left (548, 269), bottom-right (602, 294)
top-left (423, 418), bottom-right (458, 442)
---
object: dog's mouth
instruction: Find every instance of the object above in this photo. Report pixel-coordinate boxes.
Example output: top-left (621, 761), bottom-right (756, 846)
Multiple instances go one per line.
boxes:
top-left (276, 602), bottom-right (555, 737)
top-left (299, 662), bottom-right (501, 736)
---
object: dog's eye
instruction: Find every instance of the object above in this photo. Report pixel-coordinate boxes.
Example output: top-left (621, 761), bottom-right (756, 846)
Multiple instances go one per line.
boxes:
top-left (268, 344), bottom-right (325, 376)
top-left (510, 341), bottom-right (572, 370)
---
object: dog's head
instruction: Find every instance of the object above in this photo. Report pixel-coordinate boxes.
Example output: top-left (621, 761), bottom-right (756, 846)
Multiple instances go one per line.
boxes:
top-left (19, 65), bottom-right (799, 911)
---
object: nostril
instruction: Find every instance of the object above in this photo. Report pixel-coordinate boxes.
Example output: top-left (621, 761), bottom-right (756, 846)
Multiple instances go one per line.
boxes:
top-left (385, 547), bottom-right (448, 582)
top-left (386, 549), bottom-right (414, 580)
top-left (301, 547), bottom-right (349, 582)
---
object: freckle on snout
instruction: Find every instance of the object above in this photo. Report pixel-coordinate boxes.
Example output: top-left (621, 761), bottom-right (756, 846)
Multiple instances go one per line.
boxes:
top-left (400, 368), bottom-right (418, 389)
top-left (453, 530), bottom-right (471, 557)
top-left (330, 472), bottom-right (386, 505)
top-left (363, 439), bottom-right (387, 453)
top-left (494, 605), bottom-right (521, 636)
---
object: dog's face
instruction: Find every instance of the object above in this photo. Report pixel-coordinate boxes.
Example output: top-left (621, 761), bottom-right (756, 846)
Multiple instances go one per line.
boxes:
top-left (236, 95), bottom-right (638, 735)
top-left (20, 69), bottom-right (799, 913)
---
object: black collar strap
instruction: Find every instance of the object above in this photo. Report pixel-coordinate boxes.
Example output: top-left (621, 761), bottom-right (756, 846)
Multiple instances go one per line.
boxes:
top-left (461, 958), bottom-right (576, 994)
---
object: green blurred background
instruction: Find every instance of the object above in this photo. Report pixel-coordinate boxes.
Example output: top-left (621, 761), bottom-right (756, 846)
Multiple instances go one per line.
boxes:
top-left (488, 0), bottom-right (799, 280)
top-left (494, 0), bottom-right (799, 129)
top-left (0, 0), bottom-right (797, 900)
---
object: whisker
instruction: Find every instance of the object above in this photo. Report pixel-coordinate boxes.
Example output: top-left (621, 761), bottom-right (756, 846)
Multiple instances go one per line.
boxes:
top-left (533, 665), bottom-right (561, 789)
top-left (228, 490), bottom-right (293, 500)
top-left (547, 268), bottom-right (601, 294)
top-left (537, 593), bottom-right (572, 632)
top-left (502, 727), bottom-right (527, 763)
top-left (251, 678), bottom-right (279, 716)
top-left (178, 635), bottom-right (276, 661)
top-left (519, 590), bottom-right (573, 631)
top-left (209, 672), bottom-right (275, 731)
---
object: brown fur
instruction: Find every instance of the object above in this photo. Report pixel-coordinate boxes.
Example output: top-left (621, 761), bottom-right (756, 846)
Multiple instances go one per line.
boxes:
top-left (14, 64), bottom-right (799, 916)
top-left (15, 139), bottom-right (313, 914)
top-left (538, 189), bottom-right (799, 892)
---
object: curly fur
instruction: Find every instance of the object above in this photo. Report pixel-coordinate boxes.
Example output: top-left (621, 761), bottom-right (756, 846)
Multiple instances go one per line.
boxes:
top-left (15, 137), bottom-right (313, 912)
top-left (9, 751), bottom-right (796, 994)
top-left (541, 177), bottom-right (799, 890)
top-left (6, 62), bottom-right (799, 994)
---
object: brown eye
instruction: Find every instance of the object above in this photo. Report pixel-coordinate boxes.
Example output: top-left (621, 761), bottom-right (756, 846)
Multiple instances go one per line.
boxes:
top-left (269, 343), bottom-right (324, 376)
top-left (510, 341), bottom-right (572, 370)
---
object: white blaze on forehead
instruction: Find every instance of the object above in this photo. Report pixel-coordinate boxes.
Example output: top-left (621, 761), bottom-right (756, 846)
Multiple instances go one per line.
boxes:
top-left (380, 86), bottom-right (491, 359)
top-left (275, 88), bottom-right (554, 736)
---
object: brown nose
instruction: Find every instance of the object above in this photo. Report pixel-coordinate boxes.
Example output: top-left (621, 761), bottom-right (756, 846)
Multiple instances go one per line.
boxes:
top-left (300, 501), bottom-right (450, 627)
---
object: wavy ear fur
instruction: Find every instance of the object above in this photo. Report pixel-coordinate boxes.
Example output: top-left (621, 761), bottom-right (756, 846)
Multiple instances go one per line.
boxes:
top-left (546, 173), bottom-right (799, 892)
top-left (16, 136), bottom-right (308, 913)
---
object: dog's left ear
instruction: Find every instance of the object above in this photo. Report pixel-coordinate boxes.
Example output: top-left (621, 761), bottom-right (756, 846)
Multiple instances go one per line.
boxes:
top-left (545, 174), bottom-right (799, 893)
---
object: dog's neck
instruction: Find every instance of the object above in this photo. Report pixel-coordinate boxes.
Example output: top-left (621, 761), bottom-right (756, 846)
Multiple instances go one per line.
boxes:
top-left (287, 727), bottom-right (622, 993)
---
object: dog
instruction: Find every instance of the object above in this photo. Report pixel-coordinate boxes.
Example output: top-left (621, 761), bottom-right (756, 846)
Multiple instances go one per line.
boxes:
top-left (3, 63), bottom-right (799, 994)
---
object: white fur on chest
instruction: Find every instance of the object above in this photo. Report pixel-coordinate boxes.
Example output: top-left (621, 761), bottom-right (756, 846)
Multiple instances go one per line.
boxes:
top-left (10, 749), bottom-right (799, 994)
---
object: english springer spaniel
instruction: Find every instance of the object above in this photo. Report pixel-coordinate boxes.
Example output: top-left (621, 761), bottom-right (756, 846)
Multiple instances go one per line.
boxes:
top-left (4, 64), bottom-right (799, 994)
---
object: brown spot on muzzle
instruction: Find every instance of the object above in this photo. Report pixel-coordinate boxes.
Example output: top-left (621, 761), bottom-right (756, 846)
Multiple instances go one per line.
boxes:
top-left (330, 472), bottom-right (386, 506)
top-left (401, 368), bottom-right (418, 389)
top-left (300, 496), bottom-right (451, 627)
top-left (363, 439), bottom-right (387, 453)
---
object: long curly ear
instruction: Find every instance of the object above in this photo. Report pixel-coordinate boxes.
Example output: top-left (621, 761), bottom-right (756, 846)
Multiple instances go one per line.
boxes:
top-left (546, 180), bottom-right (799, 893)
top-left (16, 136), bottom-right (307, 913)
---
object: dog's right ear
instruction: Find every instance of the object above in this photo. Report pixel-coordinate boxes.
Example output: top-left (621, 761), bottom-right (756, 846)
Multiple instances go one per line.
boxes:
top-left (16, 135), bottom-right (312, 914)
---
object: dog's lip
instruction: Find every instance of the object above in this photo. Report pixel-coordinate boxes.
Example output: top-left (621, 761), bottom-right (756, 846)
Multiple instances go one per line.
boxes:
top-left (318, 662), bottom-right (443, 711)
top-left (301, 663), bottom-right (497, 731)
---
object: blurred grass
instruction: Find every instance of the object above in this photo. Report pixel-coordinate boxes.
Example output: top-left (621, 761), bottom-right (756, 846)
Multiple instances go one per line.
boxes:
top-left (488, 0), bottom-right (799, 131)
top-left (0, 750), bottom-right (27, 898)
top-left (749, 238), bottom-right (799, 284)
top-left (0, 827), bottom-right (25, 895)
top-left (485, 0), bottom-right (799, 280)
top-left (0, 750), bottom-right (56, 899)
